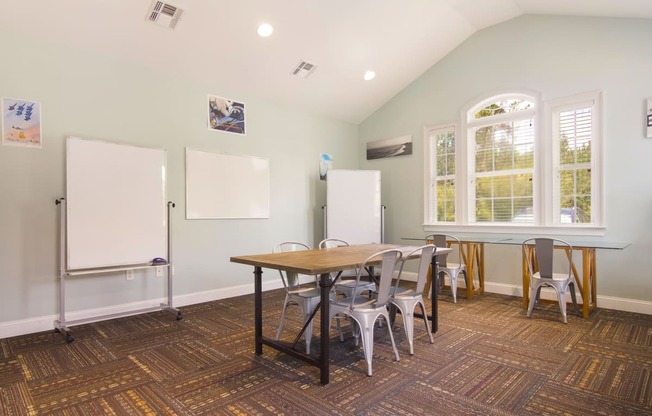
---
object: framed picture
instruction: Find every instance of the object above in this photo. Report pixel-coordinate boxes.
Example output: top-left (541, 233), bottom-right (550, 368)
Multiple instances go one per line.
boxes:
top-left (366, 135), bottom-right (412, 160)
top-left (2, 97), bottom-right (42, 148)
top-left (208, 95), bottom-right (245, 135)
top-left (647, 98), bottom-right (652, 138)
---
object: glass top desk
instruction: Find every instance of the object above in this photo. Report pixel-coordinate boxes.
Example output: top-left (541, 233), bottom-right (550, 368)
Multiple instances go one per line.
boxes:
top-left (496, 238), bottom-right (630, 318)
top-left (403, 235), bottom-right (629, 318)
top-left (402, 235), bottom-right (510, 300)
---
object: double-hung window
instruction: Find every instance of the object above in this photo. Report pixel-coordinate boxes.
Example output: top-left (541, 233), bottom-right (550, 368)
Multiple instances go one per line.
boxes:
top-left (467, 95), bottom-right (536, 224)
top-left (425, 90), bottom-right (603, 232)
top-left (548, 91), bottom-right (603, 227)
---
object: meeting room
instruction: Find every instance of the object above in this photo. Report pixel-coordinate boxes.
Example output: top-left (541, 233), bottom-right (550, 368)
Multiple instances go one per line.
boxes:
top-left (0, 1), bottom-right (651, 414)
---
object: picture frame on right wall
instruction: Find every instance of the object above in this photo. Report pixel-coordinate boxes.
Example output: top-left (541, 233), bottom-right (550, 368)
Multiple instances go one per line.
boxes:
top-left (647, 98), bottom-right (652, 138)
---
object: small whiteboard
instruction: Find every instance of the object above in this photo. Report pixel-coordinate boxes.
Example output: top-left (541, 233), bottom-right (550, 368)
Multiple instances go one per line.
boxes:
top-left (66, 137), bottom-right (167, 269)
top-left (186, 148), bottom-right (270, 219)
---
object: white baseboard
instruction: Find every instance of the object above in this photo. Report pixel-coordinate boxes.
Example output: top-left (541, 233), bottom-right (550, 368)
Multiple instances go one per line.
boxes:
top-left (2, 278), bottom-right (650, 339)
top-left (483, 281), bottom-right (652, 315)
top-left (0, 279), bottom-right (285, 339)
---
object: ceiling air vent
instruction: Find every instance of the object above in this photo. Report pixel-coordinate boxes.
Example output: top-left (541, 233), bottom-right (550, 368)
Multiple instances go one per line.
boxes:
top-left (147, 1), bottom-right (183, 29)
top-left (291, 60), bottom-right (317, 78)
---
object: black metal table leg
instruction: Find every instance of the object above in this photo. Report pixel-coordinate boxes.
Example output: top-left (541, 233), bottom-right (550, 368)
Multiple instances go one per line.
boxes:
top-left (319, 272), bottom-right (331, 385)
top-left (431, 254), bottom-right (439, 333)
top-left (254, 266), bottom-right (263, 355)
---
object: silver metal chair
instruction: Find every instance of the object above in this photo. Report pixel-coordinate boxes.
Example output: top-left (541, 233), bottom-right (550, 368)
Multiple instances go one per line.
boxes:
top-left (425, 234), bottom-right (468, 303)
top-left (389, 244), bottom-right (436, 355)
top-left (523, 237), bottom-right (579, 324)
top-left (329, 248), bottom-right (402, 376)
top-left (318, 238), bottom-right (376, 298)
top-left (273, 242), bottom-right (320, 354)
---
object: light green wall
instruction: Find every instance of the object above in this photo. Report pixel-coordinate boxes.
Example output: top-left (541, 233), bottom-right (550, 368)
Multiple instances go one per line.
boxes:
top-left (359, 15), bottom-right (652, 303)
top-left (0, 28), bottom-right (358, 326)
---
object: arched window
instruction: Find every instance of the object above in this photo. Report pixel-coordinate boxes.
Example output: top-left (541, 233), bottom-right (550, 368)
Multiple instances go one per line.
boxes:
top-left (466, 94), bottom-right (536, 224)
top-left (424, 90), bottom-right (602, 232)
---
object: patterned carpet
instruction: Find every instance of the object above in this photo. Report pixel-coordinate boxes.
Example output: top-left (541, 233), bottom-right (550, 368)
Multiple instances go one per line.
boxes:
top-left (1, 288), bottom-right (651, 415)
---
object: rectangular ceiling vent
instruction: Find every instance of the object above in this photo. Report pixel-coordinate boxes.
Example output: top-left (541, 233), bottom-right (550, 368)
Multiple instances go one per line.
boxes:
top-left (291, 60), bottom-right (317, 78)
top-left (147, 1), bottom-right (183, 29)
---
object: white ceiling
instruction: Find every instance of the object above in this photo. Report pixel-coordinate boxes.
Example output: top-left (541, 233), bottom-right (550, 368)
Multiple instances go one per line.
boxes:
top-left (2, 0), bottom-right (652, 124)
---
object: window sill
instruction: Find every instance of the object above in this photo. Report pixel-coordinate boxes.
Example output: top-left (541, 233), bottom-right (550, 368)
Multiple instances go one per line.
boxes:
top-left (422, 223), bottom-right (606, 237)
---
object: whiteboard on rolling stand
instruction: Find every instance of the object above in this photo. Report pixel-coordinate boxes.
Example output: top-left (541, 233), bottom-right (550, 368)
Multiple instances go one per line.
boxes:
top-left (326, 169), bottom-right (381, 244)
top-left (66, 137), bottom-right (167, 270)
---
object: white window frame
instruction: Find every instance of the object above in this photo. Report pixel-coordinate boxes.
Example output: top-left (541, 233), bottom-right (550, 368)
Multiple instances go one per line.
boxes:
top-left (423, 123), bottom-right (458, 224)
top-left (465, 93), bottom-right (537, 225)
top-left (545, 90), bottom-right (604, 229)
top-left (423, 89), bottom-right (605, 236)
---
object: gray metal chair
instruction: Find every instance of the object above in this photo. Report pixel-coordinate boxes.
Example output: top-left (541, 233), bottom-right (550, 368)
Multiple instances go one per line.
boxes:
top-left (273, 242), bottom-right (321, 354)
top-left (523, 237), bottom-right (579, 324)
top-left (329, 248), bottom-right (402, 376)
top-left (389, 244), bottom-right (436, 355)
top-left (425, 234), bottom-right (468, 303)
top-left (318, 238), bottom-right (376, 298)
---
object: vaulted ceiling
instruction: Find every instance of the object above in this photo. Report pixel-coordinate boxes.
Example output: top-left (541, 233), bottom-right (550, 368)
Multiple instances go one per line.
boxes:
top-left (2, 0), bottom-right (651, 123)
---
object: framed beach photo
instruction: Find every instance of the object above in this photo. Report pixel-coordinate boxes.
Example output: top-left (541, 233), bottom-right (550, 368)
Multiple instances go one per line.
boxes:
top-left (366, 135), bottom-right (412, 160)
top-left (2, 97), bottom-right (42, 148)
top-left (208, 94), bottom-right (245, 135)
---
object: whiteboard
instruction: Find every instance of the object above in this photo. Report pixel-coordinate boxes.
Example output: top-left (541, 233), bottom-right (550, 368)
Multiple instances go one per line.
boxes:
top-left (66, 137), bottom-right (167, 270)
top-left (326, 169), bottom-right (381, 244)
top-left (185, 148), bottom-right (270, 219)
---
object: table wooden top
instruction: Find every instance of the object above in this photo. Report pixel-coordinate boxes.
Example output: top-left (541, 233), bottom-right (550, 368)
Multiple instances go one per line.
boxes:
top-left (230, 243), bottom-right (451, 275)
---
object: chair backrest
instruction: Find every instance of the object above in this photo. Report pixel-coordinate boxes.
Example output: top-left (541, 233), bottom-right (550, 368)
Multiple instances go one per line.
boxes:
top-left (394, 244), bottom-right (436, 296)
top-left (350, 249), bottom-right (402, 309)
top-left (425, 234), bottom-right (461, 267)
top-left (273, 242), bottom-right (312, 290)
top-left (318, 238), bottom-right (348, 249)
top-left (522, 237), bottom-right (572, 279)
top-left (319, 238), bottom-right (358, 279)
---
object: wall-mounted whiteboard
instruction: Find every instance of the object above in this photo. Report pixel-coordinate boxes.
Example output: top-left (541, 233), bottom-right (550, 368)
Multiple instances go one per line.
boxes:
top-left (186, 148), bottom-right (270, 219)
top-left (326, 169), bottom-right (381, 244)
top-left (66, 137), bottom-right (167, 270)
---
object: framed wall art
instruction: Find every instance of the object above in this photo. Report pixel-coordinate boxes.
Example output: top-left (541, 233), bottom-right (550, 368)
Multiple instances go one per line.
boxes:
top-left (208, 94), bottom-right (245, 135)
top-left (2, 97), bottom-right (42, 148)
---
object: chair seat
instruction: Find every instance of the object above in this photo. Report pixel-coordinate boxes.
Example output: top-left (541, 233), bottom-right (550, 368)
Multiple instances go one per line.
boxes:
top-left (532, 271), bottom-right (570, 283)
top-left (288, 287), bottom-right (320, 298)
top-left (331, 295), bottom-right (377, 311)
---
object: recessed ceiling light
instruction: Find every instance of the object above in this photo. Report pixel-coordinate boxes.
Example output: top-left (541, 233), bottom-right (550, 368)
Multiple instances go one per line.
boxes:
top-left (257, 23), bottom-right (274, 37)
top-left (364, 70), bottom-right (376, 81)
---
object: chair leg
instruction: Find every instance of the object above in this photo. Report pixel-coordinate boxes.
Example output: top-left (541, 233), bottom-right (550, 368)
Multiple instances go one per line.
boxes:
top-left (275, 295), bottom-right (290, 340)
top-left (450, 271), bottom-right (458, 304)
top-left (357, 317), bottom-right (375, 377)
top-left (388, 303), bottom-right (397, 328)
top-left (425, 266), bottom-right (432, 300)
top-left (569, 282), bottom-right (579, 315)
top-left (400, 306), bottom-right (415, 355)
top-left (383, 312), bottom-right (401, 363)
top-left (557, 290), bottom-right (568, 324)
top-left (418, 301), bottom-right (434, 344)
top-left (301, 307), bottom-right (314, 354)
top-left (527, 285), bottom-right (538, 318)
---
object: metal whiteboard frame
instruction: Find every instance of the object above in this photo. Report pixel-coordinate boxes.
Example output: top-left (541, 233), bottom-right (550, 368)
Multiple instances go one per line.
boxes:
top-left (54, 199), bottom-right (181, 343)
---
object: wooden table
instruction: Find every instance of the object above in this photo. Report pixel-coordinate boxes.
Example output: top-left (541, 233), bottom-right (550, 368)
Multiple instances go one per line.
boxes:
top-left (230, 243), bottom-right (451, 385)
